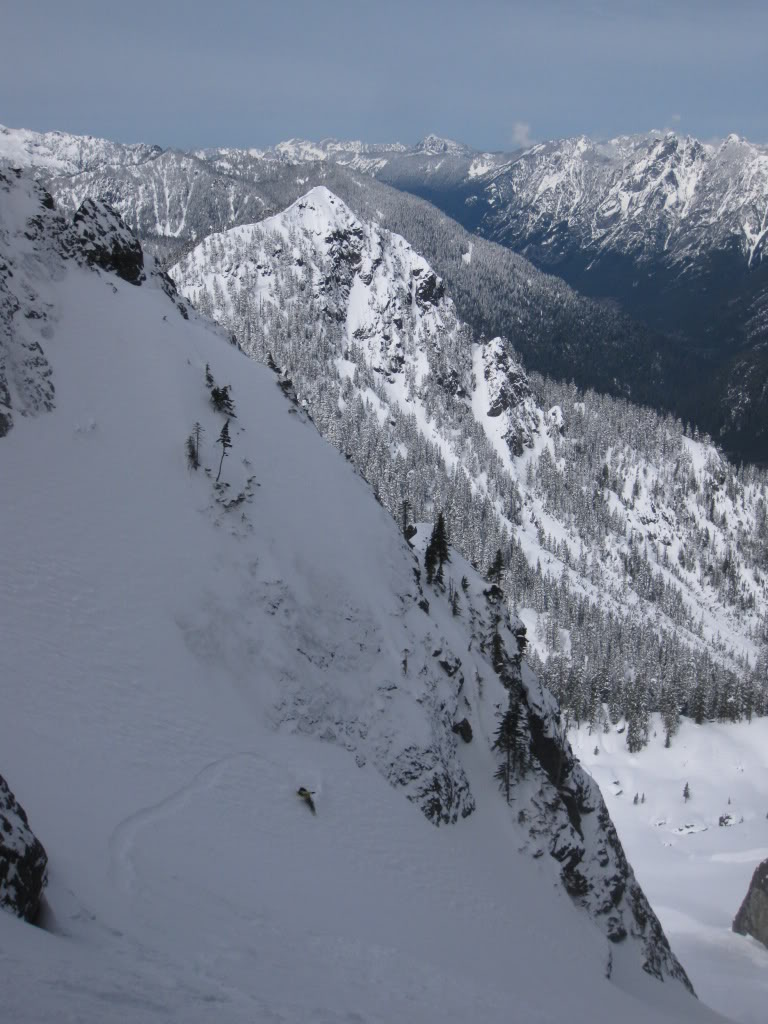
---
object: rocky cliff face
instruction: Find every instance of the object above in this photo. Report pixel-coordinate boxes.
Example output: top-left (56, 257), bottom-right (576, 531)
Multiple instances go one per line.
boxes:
top-left (513, 663), bottom-right (693, 989)
top-left (733, 859), bottom-right (768, 949)
top-left (0, 167), bottom-right (191, 437)
top-left (73, 197), bottom-right (145, 284)
top-left (0, 774), bottom-right (47, 922)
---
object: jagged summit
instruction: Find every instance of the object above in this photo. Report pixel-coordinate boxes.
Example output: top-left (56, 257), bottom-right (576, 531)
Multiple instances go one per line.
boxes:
top-left (414, 133), bottom-right (473, 156)
top-left (172, 185), bottom-right (540, 461)
top-left (273, 184), bottom-right (361, 235)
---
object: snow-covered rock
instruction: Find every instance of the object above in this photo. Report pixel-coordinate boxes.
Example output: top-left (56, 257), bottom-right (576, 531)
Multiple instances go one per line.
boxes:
top-left (455, 131), bottom-right (768, 271)
top-left (0, 774), bottom-right (47, 922)
top-left (414, 134), bottom-right (473, 157)
top-left (733, 859), bottom-right (768, 949)
top-left (0, 123), bottom-right (160, 176)
top-left (73, 198), bottom-right (145, 284)
top-left (474, 337), bottom-right (538, 456)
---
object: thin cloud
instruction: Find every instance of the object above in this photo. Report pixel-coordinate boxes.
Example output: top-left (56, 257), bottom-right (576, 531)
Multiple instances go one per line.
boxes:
top-left (511, 121), bottom-right (535, 149)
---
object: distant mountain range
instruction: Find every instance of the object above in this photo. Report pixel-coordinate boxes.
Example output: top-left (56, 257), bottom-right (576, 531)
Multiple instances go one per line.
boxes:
top-left (2, 123), bottom-right (767, 460)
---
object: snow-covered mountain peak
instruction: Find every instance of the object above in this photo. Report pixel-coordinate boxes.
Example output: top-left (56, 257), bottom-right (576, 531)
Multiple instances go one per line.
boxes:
top-left (0, 123), bottom-right (160, 176)
top-left (415, 133), bottom-right (473, 155)
top-left (279, 184), bottom-right (362, 238)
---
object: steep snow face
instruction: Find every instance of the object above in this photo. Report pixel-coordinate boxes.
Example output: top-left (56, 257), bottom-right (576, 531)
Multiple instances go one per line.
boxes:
top-left (0, 170), bottom-right (709, 1021)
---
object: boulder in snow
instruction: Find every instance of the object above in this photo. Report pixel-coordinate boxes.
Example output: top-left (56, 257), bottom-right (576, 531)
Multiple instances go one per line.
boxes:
top-left (0, 773), bottom-right (48, 922)
top-left (733, 859), bottom-right (768, 949)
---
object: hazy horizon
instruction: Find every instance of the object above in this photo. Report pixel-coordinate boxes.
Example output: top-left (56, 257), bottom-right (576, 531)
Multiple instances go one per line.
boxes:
top-left (4, 0), bottom-right (767, 151)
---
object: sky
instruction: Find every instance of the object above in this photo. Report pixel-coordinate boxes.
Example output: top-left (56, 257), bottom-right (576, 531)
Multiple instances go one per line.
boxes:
top-left (3, 0), bottom-right (767, 151)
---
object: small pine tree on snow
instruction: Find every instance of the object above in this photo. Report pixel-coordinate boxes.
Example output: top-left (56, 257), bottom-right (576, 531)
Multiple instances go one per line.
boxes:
top-left (216, 419), bottom-right (232, 483)
top-left (186, 433), bottom-right (198, 470)
top-left (461, 575), bottom-right (469, 593)
top-left (641, 793), bottom-right (646, 803)
top-left (683, 782), bottom-right (691, 802)
top-left (185, 421), bottom-right (203, 469)
top-left (211, 384), bottom-right (236, 417)
top-left (205, 363), bottom-right (215, 389)
top-left (633, 793), bottom-right (639, 805)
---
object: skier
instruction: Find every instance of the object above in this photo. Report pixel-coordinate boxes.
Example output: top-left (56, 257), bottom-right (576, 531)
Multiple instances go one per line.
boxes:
top-left (297, 787), bottom-right (316, 814)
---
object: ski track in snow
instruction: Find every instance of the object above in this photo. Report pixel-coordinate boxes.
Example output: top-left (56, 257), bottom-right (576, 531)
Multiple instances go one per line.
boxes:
top-left (109, 751), bottom-right (268, 895)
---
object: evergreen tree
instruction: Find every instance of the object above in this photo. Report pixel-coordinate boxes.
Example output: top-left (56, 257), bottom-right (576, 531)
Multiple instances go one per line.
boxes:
top-left (185, 433), bottom-right (198, 470)
top-left (216, 419), bottom-right (232, 483)
top-left (211, 384), bottom-right (236, 417)
top-left (683, 782), bottom-right (691, 802)
top-left (488, 548), bottom-right (505, 587)
top-left (432, 511), bottom-right (450, 566)
top-left (424, 538), bottom-right (437, 586)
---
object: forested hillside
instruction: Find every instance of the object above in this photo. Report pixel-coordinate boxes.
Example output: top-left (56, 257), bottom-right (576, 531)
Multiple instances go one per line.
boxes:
top-left (170, 188), bottom-right (768, 751)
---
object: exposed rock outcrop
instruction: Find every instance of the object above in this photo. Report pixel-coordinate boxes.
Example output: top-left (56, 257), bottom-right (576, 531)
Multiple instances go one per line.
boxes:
top-left (733, 859), bottom-right (768, 948)
top-left (74, 197), bottom-right (145, 284)
top-left (0, 773), bottom-right (48, 922)
top-left (476, 337), bottom-right (539, 456)
top-left (483, 584), bottom-right (694, 993)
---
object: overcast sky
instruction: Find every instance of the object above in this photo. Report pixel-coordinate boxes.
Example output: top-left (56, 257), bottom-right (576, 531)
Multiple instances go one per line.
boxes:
top-left (4, 0), bottom-right (767, 151)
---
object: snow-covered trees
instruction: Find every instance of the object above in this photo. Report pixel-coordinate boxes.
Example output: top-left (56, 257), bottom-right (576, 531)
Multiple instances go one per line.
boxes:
top-left (170, 189), bottom-right (768, 752)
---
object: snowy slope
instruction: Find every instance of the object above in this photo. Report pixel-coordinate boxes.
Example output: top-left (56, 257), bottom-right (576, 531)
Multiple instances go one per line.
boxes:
top-left (170, 187), bottom-right (768, 743)
top-left (572, 716), bottom-right (768, 1024)
top-left (0, 169), bottom-right (715, 1022)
